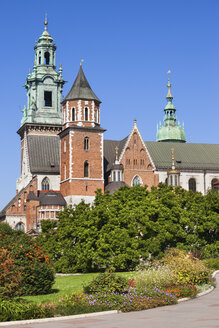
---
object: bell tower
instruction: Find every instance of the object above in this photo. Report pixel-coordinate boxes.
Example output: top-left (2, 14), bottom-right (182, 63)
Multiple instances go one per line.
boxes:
top-left (20, 16), bottom-right (65, 126)
top-left (60, 64), bottom-right (105, 205)
top-left (17, 17), bottom-right (65, 192)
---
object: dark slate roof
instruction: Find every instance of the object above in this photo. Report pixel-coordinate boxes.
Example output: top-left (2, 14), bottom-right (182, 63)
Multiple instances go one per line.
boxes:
top-left (104, 137), bottom-right (128, 172)
top-left (38, 191), bottom-right (66, 206)
top-left (105, 181), bottom-right (128, 194)
top-left (145, 142), bottom-right (219, 170)
top-left (64, 66), bottom-right (101, 103)
top-left (28, 135), bottom-right (60, 174)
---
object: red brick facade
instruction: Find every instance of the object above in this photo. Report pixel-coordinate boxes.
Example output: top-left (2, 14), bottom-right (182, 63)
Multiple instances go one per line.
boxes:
top-left (120, 127), bottom-right (159, 189)
top-left (60, 98), bottom-right (104, 198)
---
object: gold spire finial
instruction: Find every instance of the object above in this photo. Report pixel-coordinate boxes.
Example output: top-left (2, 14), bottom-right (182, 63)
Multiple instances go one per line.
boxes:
top-left (29, 68), bottom-right (31, 73)
top-left (35, 39), bottom-right (37, 44)
top-left (44, 13), bottom-right (48, 30)
top-left (134, 118), bottom-right (137, 124)
top-left (171, 147), bottom-right (175, 169)
top-left (166, 70), bottom-right (173, 98)
top-left (115, 146), bottom-right (119, 162)
top-left (80, 59), bottom-right (84, 66)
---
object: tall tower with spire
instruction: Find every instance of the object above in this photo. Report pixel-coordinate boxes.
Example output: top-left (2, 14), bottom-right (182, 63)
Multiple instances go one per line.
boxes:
top-left (17, 17), bottom-right (65, 192)
top-left (60, 64), bottom-right (105, 204)
top-left (20, 16), bottom-right (65, 126)
top-left (156, 77), bottom-right (186, 143)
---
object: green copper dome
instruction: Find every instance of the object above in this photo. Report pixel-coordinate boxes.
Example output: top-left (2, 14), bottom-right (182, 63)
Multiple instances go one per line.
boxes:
top-left (156, 79), bottom-right (186, 143)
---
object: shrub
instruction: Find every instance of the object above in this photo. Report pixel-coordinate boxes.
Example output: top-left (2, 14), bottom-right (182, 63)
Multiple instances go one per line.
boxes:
top-left (135, 266), bottom-right (174, 289)
top-left (165, 284), bottom-right (198, 298)
top-left (203, 258), bottom-right (219, 270)
top-left (83, 272), bottom-right (129, 294)
top-left (0, 249), bottom-right (22, 299)
top-left (84, 287), bottom-right (177, 312)
top-left (0, 299), bottom-right (55, 322)
top-left (0, 225), bottom-right (55, 296)
top-left (158, 248), bottom-right (211, 285)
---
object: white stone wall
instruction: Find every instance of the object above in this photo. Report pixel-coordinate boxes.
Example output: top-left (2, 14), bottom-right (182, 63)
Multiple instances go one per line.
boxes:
top-left (6, 215), bottom-right (26, 232)
top-left (157, 170), bottom-right (219, 194)
top-left (37, 175), bottom-right (60, 191)
top-left (65, 195), bottom-right (95, 206)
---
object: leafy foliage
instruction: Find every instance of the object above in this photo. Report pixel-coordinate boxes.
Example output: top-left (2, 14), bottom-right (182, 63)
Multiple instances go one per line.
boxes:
top-left (37, 184), bottom-right (219, 272)
top-left (0, 248), bottom-right (22, 299)
top-left (83, 272), bottom-right (129, 294)
top-left (0, 223), bottom-right (54, 296)
top-left (157, 248), bottom-right (211, 285)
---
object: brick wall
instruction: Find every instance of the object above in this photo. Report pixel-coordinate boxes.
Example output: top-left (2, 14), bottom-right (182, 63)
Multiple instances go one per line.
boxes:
top-left (120, 129), bottom-right (159, 189)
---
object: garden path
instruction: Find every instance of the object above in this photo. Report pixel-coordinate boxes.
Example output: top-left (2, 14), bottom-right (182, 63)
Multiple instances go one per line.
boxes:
top-left (7, 273), bottom-right (219, 328)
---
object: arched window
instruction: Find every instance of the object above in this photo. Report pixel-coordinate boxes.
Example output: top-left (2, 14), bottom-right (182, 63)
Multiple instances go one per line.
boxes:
top-left (15, 222), bottom-right (25, 232)
top-left (44, 52), bottom-right (50, 65)
top-left (84, 161), bottom-right (89, 178)
top-left (42, 177), bottom-right (50, 191)
top-left (72, 108), bottom-right (75, 121)
top-left (84, 107), bottom-right (89, 121)
top-left (84, 137), bottom-right (89, 151)
top-left (132, 175), bottom-right (141, 186)
top-left (211, 178), bottom-right (218, 190)
top-left (189, 178), bottom-right (196, 192)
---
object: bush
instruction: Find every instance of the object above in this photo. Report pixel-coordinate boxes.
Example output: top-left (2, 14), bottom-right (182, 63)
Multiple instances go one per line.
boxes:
top-left (84, 287), bottom-right (177, 312)
top-left (0, 299), bottom-right (55, 322)
top-left (203, 257), bottom-right (219, 270)
top-left (0, 224), bottom-right (55, 296)
top-left (83, 272), bottom-right (129, 294)
top-left (158, 248), bottom-right (211, 285)
top-left (165, 284), bottom-right (198, 298)
top-left (135, 267), bottom-right (174, 289)
top-left (0, 249), bottom-right (22, 299)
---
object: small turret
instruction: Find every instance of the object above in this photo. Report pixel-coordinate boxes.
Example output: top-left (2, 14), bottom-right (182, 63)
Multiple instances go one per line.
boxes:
top-left (156, 73), bottom-right (186, 143)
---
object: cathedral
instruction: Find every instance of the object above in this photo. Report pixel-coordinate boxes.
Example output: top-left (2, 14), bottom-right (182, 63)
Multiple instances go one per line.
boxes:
top-left (0, 20), bottom-right (219, 233)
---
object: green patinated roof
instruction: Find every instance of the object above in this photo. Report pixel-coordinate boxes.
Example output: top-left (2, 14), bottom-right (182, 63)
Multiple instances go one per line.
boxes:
top-left (157, 81), bottom-right (186, 143)
top-left (145, 142), bottom-right (219, 170)
top-left (64, 66), bottom-right (101, 103)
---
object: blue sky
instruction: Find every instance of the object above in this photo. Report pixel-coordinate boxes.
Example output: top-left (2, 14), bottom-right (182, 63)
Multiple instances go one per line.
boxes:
top-left (0, 0), bottom-right (218, 209)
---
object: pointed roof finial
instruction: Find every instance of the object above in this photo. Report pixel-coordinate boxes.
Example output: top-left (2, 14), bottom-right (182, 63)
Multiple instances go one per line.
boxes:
top-left (166, 70), bottom-right (173, 99)
top-left (44, 13), bottom-right (48, 31)
top-left (115, 146), bottom-right (119, 162)
top-left (134, 118), bottom-right (137, 125)
top-left (80, 59), bottom-right (84, 66)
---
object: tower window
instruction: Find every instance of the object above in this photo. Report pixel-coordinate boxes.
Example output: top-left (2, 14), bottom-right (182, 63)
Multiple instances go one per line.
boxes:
top-left (84, 161), bottom-right (89, 178)
top-left (189, 178), bottom-right (196, 192)
top-left (44, 91), bottom-right (52, 107)
top-left (118, 171), bottom-right (121, 181)
top-left (44, 52), bottom-right (50, 65)
top-left (84, 137), bottom-right (89, 151)
top-left (72, 108), bottom-right (75, 121)
top-left (42, 177), bottom-right (50, 190)
top-left (84, 107), bottom-right (89, 121)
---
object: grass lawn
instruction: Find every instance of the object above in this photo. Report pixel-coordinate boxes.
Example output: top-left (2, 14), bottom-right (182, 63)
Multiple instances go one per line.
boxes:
top-left (22, 272), bottom-right (135, 304)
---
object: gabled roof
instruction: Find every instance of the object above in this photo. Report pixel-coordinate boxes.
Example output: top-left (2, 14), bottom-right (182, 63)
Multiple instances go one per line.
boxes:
top-left (104, 137), bottom-right (128, 172)
top-left (38, 191), bottom-right (66, 206)
top-left (28, 135), bottom-right (60, 174)
top-left (64, 66), bottom-right (101, 103)
top-left (145, 142), bottom-right (219, 170)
